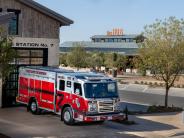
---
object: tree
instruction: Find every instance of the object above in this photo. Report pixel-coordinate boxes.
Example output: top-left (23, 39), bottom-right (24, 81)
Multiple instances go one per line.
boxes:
top-left (59, 53), bottom-right (68, 66)
top-left (66, 44), bottom-right (87, 70)
top-left (138, 17), bottom-right (184, 107)
top-left (87, 52), bottom-right (104, 69)
top-left (104, 53), bottom-right (126, 70)
top-left (0, 28), bottom-right (17, 84)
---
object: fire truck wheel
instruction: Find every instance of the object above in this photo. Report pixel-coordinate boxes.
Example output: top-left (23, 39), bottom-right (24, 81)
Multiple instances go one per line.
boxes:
top-left (62, 107), bottom-right (74, 125)
top-left (30, 100), bottom-right (40, 115)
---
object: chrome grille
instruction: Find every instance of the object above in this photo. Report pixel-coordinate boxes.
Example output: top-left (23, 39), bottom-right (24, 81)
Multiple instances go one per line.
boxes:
top-left (98, 101), bottom-right (114, 113)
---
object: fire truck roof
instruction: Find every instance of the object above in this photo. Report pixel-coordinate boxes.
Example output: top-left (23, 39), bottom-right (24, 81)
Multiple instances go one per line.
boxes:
top-left (24, 66), bottom-right (74, 73)
top-left (64, 72), bottom-right (113, 81)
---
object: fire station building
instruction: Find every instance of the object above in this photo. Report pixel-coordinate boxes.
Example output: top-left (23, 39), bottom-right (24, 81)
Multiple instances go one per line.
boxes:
top-left (0, 0), bottom-right (73, 107)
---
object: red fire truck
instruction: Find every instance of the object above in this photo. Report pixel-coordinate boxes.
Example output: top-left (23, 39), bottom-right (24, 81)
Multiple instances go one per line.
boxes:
top-left (17, 66), bottom-right (124, 125)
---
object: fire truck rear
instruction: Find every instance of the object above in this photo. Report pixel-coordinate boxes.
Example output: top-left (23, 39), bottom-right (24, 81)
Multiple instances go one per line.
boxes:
top-left (17, 66), bottom-right (124, 125)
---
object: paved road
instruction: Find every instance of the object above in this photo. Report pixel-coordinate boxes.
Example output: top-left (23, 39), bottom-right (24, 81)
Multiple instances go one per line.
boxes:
top-left (0, 107), bottom-right (141, 138)
top-left (118, 84), bottom-right (184, 108)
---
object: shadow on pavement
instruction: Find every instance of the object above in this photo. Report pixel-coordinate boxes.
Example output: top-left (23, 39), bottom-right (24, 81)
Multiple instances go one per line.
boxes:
top-left (123, 115), bottom-right (179, 132)
top-left (0, 134), bottom-right (11, 138)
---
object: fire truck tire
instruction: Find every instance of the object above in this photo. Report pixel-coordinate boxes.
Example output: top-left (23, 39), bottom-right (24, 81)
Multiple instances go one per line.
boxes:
top-left (29, 100), bottom-right (40, 115)
top-left (62, 107), bottom-right (74, 125)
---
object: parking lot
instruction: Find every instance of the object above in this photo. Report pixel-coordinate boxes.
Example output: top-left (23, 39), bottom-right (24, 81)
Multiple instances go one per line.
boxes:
top-left (0, 107), bottom-right (141, 138)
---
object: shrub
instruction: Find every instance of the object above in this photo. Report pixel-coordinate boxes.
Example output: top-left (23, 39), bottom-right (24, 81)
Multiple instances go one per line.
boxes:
top-left (154, 82), bottom-right (158, 86)
top-left (159, 83), bottom-right (164, 87)
top-left (134, 81), bottom-right (139, 84)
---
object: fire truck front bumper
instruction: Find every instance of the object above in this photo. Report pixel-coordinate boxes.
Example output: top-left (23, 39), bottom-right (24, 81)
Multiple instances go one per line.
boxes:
top-left (75, 112), bottom-right (125, 122)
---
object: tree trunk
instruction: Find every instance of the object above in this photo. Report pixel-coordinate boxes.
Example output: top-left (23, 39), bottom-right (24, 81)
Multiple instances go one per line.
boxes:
top-left (165, 86), bottom-right (169, 108)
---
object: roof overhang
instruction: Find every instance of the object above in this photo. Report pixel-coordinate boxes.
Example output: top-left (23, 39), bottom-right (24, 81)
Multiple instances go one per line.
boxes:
top-left (17, 0), bottom-right (73, 26)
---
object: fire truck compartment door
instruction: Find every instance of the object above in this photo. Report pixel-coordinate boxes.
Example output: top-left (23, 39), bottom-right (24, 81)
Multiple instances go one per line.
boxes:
top-left (41, 81), bottom-right (55, 110)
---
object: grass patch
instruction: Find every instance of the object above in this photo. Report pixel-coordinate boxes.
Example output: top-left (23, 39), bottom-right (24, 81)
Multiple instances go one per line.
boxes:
top-left (147, 105), bottom-right (183, 113)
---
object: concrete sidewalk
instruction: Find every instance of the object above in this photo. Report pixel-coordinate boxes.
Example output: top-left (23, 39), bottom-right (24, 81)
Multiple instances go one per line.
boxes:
top-left (118, 83), bottom-right (184, 98)
top-left (117, 112), bottom-right (184, 138)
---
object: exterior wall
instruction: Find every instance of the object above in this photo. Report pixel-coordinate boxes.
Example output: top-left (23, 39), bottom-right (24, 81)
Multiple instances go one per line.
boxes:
top-left (0, 0), bottom-right (61, 39)
top-left (13, 37), bottom-right (60, 66)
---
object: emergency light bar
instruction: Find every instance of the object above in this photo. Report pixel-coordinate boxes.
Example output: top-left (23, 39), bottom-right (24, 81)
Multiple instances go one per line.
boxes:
top-left (85, 76), bottom-right (112, 81)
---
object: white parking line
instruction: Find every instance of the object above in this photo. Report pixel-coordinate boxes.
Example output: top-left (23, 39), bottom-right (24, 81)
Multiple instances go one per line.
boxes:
top-left (118, 84), bottom-right (130, 90)
top-left (142, 87), bottom-right (148, 92)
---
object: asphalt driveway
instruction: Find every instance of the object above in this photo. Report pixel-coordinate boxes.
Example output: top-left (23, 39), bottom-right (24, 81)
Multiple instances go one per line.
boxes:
top-left (0, 107), bottom-right (141, 138)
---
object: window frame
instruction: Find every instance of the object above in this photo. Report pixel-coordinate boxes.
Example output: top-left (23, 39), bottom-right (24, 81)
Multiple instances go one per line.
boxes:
top-left (59, 80), bottom-right (65, 91)
top-left (74, 82), bottom-right (82, 96)
top-left (7, 9), bottom-right (21, 36)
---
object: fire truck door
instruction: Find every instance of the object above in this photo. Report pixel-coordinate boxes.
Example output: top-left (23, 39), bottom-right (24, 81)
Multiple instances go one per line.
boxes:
top-left (72, 82), bottom-right (84, 112)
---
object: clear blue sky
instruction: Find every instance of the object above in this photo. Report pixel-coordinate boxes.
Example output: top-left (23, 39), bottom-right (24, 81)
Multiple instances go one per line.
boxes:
top-left (36, 0), bottom-right (184, 42)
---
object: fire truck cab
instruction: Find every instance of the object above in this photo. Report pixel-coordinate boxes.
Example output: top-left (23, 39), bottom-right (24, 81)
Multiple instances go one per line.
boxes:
top-left (17, 66), bottom-right (124, 125)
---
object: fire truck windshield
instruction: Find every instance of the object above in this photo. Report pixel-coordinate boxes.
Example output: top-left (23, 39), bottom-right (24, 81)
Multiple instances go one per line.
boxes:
top-left (84, 82), bottom-right (118, 98)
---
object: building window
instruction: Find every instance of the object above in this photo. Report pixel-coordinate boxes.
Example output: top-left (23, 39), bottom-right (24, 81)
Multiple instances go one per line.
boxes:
top-left (105, 39), bottom-right (108, 42)
top-left (129, 39), bottom-right (133, 42)
top-left (7, 9), bottom-right (20, 35)
top-left (101, 39), bottom-right (105, 42)
top-left (108, 39), bottom-right (114, 42)
top-left (121, 39), bottom-right (126, 42)
top-left (118, 39), bottom-right (121, 42)
top-left (114, 39), bottom-right (118, 42)
top-left (95, 38), bottom-right (100, 42)
top-left (126, 38), bottom-right (130, 42)
top-left (15, 49), bottom-right (47, 66)
top-left (0, 8), bottom-right (2, 12)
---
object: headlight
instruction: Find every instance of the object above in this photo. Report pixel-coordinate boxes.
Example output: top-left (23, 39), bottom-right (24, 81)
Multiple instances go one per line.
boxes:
top-left (88, 101), bottom-right (98, 112)
top-left (114, 102), bottom-right (121, 112)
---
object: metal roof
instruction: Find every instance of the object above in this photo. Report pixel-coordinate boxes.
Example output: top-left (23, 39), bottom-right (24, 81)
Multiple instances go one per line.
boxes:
top-left (0, 12), bottom-right (15, 24)
top-left (60, 41), bottom-right (139, 48)
top-left (60, 41), bottom-right (139, 55)
top-left (17, 0), bottom-right (73, 26)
